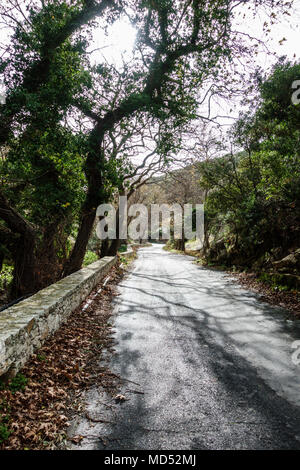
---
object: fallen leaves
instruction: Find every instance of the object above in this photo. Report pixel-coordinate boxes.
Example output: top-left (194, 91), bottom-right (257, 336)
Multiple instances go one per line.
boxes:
top-left (70, 435), bottom-right (84, 444)
top-left (0, 266), bottom-right (124, 450)
top-left (232, 272), bottom-right (300, 317)
top-left (114, 394), bottom-right (126, 403)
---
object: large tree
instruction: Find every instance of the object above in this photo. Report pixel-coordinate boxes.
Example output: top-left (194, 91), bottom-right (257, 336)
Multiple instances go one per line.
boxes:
top-left (0, 0), bottom-right (294, 296)
top-left (199, 59), bottom-right (300, 268)
top-left (66, 0), bottom-right (293, 274)
top-left (0, 0), bottom-right (120, 296)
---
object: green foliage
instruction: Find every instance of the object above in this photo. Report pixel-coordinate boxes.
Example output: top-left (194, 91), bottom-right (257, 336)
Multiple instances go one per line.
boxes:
top-left (36, 353), bottom-right (47, 362)
top-left (0, 1), bottom-right (295, 296)
top-left (0, 423), bottom-right (11, 443)
top-left (258, 273), bottom-right (297, 292)
top-left (83, 251), bottom-right (98, 267)
top-left (0, 397), bottom-right (11, 443)
top-left (10, 373), bottom-right (28, 393)
top-left (0, 264), bottom-right (13, 293)
top-left (201, 60), bottom-right (300, 269)
top-left (119, 252), bottom-right (135, 265)
top-left (8, 373), bottom-right (28, 393)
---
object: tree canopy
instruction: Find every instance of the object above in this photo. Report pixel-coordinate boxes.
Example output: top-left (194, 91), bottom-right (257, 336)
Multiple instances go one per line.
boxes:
top-left (0, 0), bottom-right (295, 298)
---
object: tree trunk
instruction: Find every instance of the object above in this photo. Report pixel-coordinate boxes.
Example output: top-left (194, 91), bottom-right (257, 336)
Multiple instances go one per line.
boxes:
top-left (12, 232), bottom-right (37, 298)
top-left (107, 204), bottom-right (123, 256)
top-left (0, 192), bottom-right (37, 297)
top-left (107, 238), bottom-right (122, 256)
top-left (0, 251), bottom-right (4, 272)
top-left (203, 225), bottom-right (210, 256)
top-left (37, 223), bottom-right (62, 288)
top-left (63, 131), bottom-right (105, 276)
top-left (174, 238), bottom-right (185, 251)
top-left (63, 210), bottom-right (96, 276)
top-left (202, 191), bottom-right (210, 256)
top-left (100, 239), bottom-right (110, 257)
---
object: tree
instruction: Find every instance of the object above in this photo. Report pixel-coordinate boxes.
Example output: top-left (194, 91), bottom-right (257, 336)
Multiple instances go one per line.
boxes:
top-left (0, 0), bottom-right (120, 296)
top-left (0, 0), bottom-right (118, 145)
top-left (66, 0), bottom-right (292, 274)
top-left (95, 115), bottom-right (177, 256)
top-left (0, 0), bottom-right (294, 296)
top-left (199, 59), bottom-right (300, 269)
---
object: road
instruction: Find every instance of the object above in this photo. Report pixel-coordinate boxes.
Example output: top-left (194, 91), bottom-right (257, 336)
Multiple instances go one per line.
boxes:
top-left (71, 244), bottom-right (300, 450)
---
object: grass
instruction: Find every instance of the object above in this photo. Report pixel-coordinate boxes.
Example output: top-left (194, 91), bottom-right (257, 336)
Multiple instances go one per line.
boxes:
top-left (0, 263), bottom-right (13, 294)
top-left (119, 252), bottom-right (136, 266)
top-left (0, 373), bottom-right (29, 444)
top-left (0, 423), bottom-right (11, 444)
top-left (0, 373), bottom-right (28, 394)
top-left (258, 272), bottom-right (299, 292)
top-left (118, 244), bottom-right (128, 253)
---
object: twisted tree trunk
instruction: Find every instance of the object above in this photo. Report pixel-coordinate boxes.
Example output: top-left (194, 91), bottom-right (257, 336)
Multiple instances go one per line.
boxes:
top-left (0, 192), bottom-right (37, 297)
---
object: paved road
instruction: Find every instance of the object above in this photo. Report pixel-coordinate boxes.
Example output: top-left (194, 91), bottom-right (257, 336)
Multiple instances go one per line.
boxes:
top-left (71, 244), bottom-right (300, 450)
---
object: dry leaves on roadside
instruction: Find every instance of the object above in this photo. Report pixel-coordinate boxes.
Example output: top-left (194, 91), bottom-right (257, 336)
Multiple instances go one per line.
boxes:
top-left (232, 272), bottom-right (300, 317)
top-left (0, 266), bottom-right (124, 450)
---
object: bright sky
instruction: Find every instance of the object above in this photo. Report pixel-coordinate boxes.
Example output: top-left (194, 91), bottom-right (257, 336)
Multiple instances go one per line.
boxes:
top-left (1, 3), bottom-right (299, 77)
top-left (86, 2), bottom-right (300, 132)
top-left (0, 2), bottom-right (299, 65)
top-left (235, 1), bottom-right (300, 63)
top-left (95, 6), bottom-right (300, 65)
top-left (88, 18), bottom-right (136, 66)
top-left (1, 1), bottom-right (299, 134)
top-left (204, 1), bottom-right (300, 127)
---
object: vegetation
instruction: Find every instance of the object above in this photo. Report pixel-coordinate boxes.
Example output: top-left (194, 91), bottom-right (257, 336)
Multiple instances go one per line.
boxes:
top-left (0, 423), bottom-right (11, 444)
top-left (0, 0), bottom-right (298, 449)
top-left (83, 250), bottom-right (98, 266)
top-left (0, 1), bottom-right (296, 303)
top-left (199, 60), bottom-right (300, 282)
top-left (0, 373), bottom-right (28, 393)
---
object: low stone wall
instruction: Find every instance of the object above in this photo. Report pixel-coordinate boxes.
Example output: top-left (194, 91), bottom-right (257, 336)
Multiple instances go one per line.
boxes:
top-left (120, 248), bottom-right (135, 259)
top-left (0, 256), bottom-right (117, 378)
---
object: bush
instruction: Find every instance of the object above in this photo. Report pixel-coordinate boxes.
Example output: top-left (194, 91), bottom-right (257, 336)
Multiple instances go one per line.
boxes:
top-left (118, 244), bottom-right (128, 253)
top-left (83, 251), bottom-right (98, 267)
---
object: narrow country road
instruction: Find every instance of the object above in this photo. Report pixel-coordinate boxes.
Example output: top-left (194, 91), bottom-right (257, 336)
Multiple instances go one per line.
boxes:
top-left (71, 244), bottom-right (300, 450)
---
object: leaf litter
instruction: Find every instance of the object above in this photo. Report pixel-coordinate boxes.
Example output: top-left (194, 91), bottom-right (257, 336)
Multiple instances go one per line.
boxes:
top-left (0, 265), bottom-right (125, 450)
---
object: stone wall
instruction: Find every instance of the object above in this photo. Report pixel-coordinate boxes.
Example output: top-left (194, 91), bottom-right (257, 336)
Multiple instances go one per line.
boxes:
top-left (0, 257), bottom-right (117, 378)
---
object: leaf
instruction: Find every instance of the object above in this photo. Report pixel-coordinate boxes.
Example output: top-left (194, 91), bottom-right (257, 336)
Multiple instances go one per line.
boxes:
top-left (114, 393), bottom-right (126, 402)
top-left (70, 435), bottom-right (84, 444)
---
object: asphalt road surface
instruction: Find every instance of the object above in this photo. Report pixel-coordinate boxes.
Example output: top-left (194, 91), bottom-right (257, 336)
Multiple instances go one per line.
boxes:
top-left (71, 244), bottom-right (300, 450)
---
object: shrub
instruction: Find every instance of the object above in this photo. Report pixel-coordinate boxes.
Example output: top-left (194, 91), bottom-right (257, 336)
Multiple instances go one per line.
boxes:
top-left (83, 251), bottom-right (98, 267)
top-left (0, 264), bottom-right (13, 293)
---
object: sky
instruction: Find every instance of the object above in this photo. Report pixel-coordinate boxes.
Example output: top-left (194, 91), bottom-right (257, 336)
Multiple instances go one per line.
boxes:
top-left (1, 2), bottom-right (299, 81)
top-left (0, 1), bottom-right (299, 141)
top-left (87, 2), bottom-right (300, 66)
top-left (203, 1), bottom-right (300, 128)
top-left (235, 1), bottom-right (300, 62)
top-left (88, 18), bottom-right (136, 66)
top-left (86, 1), bottom-right (300, 131)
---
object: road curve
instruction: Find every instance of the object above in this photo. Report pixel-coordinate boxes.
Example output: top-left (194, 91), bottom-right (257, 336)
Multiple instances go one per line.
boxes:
top-left (72, 244), bottom-right (300, 450)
